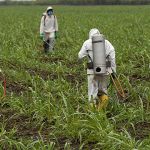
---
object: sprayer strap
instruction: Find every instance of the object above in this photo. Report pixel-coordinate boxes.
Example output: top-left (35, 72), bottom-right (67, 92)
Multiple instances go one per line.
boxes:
top-left (92, 40), bottom-right (103, 43)
top-left (43, 15), bottom-right (46, 26)
top-left (88, 54), bottom-right (93, 62)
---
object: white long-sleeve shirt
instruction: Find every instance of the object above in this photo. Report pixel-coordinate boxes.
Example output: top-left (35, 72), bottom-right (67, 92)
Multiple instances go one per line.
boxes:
top-left (78, 38), bottom-right (116, 75)
top-left (40, 14), bottom-right (58, 34)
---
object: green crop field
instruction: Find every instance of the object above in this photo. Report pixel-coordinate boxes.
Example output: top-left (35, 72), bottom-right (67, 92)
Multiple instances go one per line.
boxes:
top-left (0, 5), bottom-right (150, 149)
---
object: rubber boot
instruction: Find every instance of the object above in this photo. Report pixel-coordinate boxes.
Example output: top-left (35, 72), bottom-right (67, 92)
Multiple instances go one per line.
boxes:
top-left (97, 94), bottom-right (109, 111)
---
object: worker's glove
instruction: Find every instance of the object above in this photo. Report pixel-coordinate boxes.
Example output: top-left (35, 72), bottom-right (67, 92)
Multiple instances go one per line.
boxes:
top-left (40, 33), bottom-right (44, 40)
top-left (55, 31), bottom-right (58, 39)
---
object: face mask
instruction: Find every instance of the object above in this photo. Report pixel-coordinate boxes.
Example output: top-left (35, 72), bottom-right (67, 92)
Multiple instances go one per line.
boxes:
top-left (47, 10), bottom-right (53, 16)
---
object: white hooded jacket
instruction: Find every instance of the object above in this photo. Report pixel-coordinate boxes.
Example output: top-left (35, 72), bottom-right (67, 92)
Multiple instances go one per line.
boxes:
top-left (78, 29), bottom-right (116, 75)
top-left (40, 13), bottom-right (58, 34)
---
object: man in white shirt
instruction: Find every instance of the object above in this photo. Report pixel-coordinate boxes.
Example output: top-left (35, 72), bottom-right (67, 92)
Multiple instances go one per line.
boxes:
top-left (40, 6), bottom-right (58, 53)
top-left (78, 28), bottom-right (116, 110)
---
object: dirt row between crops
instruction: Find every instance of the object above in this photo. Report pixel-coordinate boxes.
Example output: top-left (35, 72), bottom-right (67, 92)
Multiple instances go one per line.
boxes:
top-left (0, 58), bottom-right (85, 95)
top-left (0, 108), bottom-right (98, 149)
top-left (4, 70), bottom-right (84, 95)
top-left (1, 58), bottom-right (149, 90)
top-left (116, 119), bottom-right (150, 141)
top-left (130, 74), bottom-right (150, 83)
top-left (1, 108), bottom-right (150, 148)
top-left (27, 67), bottom-right (84, 83)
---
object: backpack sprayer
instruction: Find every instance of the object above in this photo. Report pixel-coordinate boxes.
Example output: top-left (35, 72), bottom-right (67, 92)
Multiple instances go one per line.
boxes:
top-left (92, 34), bottom-right (106, 74)
top-left (0, 69), bottom-right (6, 100)
top-left (89, 34), bottom-right (125, 98)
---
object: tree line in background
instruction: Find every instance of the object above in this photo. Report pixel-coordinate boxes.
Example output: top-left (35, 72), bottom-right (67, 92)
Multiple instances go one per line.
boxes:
top-left (0, 0), bottom-right (150, 5)
top-left (39, 0), bottom-right (150, 5)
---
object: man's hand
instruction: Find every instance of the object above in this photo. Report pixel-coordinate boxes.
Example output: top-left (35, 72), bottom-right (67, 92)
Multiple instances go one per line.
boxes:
top-left (40, 33), bottom-right (44, 40)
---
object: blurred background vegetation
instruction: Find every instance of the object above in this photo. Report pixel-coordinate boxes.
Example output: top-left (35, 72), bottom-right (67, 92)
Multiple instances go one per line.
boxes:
top-left (0, 0), bottom-right (150, 5)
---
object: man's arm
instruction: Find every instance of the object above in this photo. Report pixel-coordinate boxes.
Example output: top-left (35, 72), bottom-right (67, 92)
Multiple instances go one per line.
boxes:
top-left (78, 41), bottom-right (88, 59)
top-left (40, 16), bottom-right (44, 34)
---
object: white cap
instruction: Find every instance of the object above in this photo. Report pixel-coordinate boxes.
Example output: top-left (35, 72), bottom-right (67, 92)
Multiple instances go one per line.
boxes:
top-left (47, 6), bottom-right (53, 11)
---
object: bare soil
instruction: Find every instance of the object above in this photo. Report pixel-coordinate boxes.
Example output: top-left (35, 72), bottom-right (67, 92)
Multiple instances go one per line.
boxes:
top-left (0, 108), bottom-right (98, 149)
top-left (129, 121), bottom-right (150, 140)
top-left (116, 119), bottom-right (150, 140)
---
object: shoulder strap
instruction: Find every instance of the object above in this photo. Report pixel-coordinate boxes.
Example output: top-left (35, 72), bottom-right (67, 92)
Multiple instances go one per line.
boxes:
top-left (87, 50), bottom-right (93, 62)
top-left (88, 54), bottom-right (93, 62)
top-left (43, 15), bottom-right (46, 26)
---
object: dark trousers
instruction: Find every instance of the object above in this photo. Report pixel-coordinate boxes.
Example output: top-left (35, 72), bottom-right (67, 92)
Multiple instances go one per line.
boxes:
top-left (43, 39), bottom-right (50, 53)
